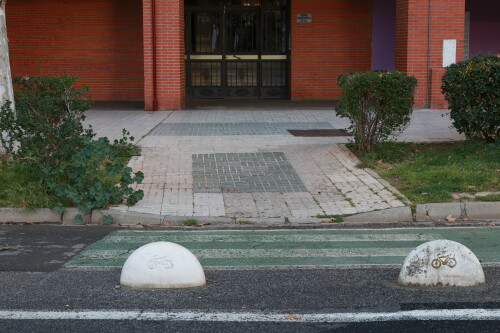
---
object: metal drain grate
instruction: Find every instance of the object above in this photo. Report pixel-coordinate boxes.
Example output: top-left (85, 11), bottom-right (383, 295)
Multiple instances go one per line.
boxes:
top-left (287, 129), bottom-right (351, 137)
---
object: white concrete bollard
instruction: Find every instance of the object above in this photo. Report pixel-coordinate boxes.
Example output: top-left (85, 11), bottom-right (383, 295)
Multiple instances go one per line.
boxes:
top-left (120, 242), bottom-right (206, 289)
top-left (398, 240), bottom-right (485, 287)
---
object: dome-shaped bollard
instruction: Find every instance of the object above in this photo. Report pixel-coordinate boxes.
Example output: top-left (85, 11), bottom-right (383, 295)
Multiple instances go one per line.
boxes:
top-left (398, 240), bottom-right (485, 287)
top-left (120, 242), bottom-right (206, 289)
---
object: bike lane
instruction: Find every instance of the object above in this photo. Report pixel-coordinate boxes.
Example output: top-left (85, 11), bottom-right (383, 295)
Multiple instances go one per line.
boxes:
top-left (65, 227), bottom-right (500, 268)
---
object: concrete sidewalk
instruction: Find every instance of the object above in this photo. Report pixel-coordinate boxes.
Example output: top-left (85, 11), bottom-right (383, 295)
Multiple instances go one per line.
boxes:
top-left (84, 108), bottom-right (465, 221)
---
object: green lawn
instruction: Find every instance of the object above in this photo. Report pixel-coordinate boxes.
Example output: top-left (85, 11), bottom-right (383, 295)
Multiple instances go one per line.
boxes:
top-left (353, 141), bottom-right (499, 204)
top-left (0, 160), bottom-right (62, 208)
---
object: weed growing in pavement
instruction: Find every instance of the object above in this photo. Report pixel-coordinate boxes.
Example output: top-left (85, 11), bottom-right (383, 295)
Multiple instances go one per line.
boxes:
top-left (236, 220), bottom-right (253, 225)
top-left (393, 193), bottom-right (406, 203)
top-left (334, 215), bottom-right (345, 222)
top-left (182, 219), bottom-right (198, 226)
top-left (315, 214), bottom-right (345, 222)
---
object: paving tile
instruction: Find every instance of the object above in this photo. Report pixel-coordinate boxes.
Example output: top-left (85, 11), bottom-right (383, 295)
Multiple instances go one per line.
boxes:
top-left (222, 193), bottom-right (259, 218)
top-left (85, 109), bottom-right (461, 219)
top-left (193, 193), bottom-right (225, 217)
top-left (192, 152), bottom-right (307, 193)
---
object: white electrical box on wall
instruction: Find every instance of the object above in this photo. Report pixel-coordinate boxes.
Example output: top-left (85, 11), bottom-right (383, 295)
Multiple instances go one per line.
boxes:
top-left (442, 39), bottom-right (457, 67)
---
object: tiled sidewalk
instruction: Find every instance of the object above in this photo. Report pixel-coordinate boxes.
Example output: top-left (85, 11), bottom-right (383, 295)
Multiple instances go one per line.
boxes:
top-left (86, 108), bottom-right (464, 219)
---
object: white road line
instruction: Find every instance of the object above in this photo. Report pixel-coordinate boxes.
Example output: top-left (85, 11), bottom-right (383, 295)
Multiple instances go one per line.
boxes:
top-left (104, 234), bottom-right (441, 243)
top-left (0, 309), bottom-right (498, 322)
top-left (192, 248), bottom-right (414, 258)
top-left (80, 248), bottom-right (414, 259)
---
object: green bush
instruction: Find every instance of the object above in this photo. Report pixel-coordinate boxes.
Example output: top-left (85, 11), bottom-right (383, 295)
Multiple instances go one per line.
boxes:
top-left (44, 135), bottom-right (144, 214)
top-left (0, 74), bottom-right (144, 217)
top-left (1, 74), bottom-right (93, 165)
top-left (336, 71), bottom-right (417, 153)
top-left (441, 54), bottom-right (500, 142)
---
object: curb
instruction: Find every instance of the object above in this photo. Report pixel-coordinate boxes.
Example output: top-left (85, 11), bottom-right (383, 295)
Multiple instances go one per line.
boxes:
top-left (1, 202), bottom-right (499, 226)
top-left (345, 207), bottom-right (413, 223)
top-left (415, 202), bottom-right (500, 222)
top-left (0, 208), bottom-right (61, 224)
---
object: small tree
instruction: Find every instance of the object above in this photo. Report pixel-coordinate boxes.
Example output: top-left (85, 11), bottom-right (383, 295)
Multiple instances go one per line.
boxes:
top-left (442, 54), bottom-right (500, 142)
top-left (336, 71), bottom-right (417, 153)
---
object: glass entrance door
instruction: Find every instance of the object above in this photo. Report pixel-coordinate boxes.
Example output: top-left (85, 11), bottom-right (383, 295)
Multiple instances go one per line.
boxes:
top-left (185, 0), bottom-right (288, 98)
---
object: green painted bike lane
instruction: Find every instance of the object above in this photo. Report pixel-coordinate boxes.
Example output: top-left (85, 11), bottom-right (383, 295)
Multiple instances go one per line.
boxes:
top-left (65, 227), bottom-right (500, 268)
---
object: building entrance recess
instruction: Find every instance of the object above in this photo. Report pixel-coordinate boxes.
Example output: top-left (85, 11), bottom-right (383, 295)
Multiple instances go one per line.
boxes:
top-left (185, 0), bottom-right (288, 98)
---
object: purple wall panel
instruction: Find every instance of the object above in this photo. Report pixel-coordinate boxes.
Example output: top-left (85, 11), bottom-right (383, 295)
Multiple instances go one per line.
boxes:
top-left (467, 0), bottom-right (500, 56)
top-left (371, 0), bottom-right (396, 70)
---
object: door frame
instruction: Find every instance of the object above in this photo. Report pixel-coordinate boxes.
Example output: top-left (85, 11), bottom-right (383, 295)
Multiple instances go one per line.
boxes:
top-left (185, 1), bottom-right (290, 99)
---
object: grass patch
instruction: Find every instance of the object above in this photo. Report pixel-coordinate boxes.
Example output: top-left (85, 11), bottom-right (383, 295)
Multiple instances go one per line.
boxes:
top-left (350, 141), bottom-right (499, 204)
top-left (476, 194), bottom-right (500, 202)
top-left (0, 146), bottom-right (140, 209)
top-left (236, 220), bottom-right (253, 225)
top-left (0, 162), bottom-right (62, 208)
top-left (182, 219), bottom-right (198, 226)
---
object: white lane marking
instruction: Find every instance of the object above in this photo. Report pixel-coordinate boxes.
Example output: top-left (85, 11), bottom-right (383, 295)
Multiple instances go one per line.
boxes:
top-left (80, 248), bottom-right (414, 259)
top-left (104, 234), bottom-right (441, 243)
top-left (192, 248), bottom-right (413, 258)
top-left (0, 309), bottom-right (498, 322)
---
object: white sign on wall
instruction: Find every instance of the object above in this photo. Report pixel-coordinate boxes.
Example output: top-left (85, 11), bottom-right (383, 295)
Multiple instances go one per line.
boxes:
top-left (442, 39), bottom-right (457, 67)
top-left (297, 14), bottom-right (312, 23)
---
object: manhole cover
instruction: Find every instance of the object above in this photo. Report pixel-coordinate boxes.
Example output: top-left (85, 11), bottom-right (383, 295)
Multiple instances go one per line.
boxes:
top-left (287, 129), bottom-right (351, 137)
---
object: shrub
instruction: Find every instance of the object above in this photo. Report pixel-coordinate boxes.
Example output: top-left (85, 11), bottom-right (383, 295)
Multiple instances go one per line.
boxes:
top-left (1, 74), bottom-right (93, 166)
top-left (336, 71), bottom-right (417, 153)
top-left (441, 54), bottom-right (500, 142)
top-left (44, 135), bottom-right (144, 214)
top-left (0, 74), bottom-right (144, 218)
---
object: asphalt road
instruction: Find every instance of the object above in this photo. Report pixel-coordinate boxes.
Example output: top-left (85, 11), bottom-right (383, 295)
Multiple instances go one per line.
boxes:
top-left (1, 225), bottom-right (499, 332)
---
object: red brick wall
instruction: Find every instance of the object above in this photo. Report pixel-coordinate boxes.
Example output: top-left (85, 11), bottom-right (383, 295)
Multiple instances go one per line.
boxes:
top-left (396, 0), bottom-right (465, 108)
top-left (429, 0), bottom-right (464, 109)
top-left (7, 0), bottom-right (144, 102)
top-left (143, 0), bottom-right (185, 111)
top-left (290, 0), bottom-right (373, 100)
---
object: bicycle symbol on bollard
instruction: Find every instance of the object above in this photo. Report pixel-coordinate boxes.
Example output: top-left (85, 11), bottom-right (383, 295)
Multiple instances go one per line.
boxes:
top-left (147, 256), bottom-right (174, 270)
top-left (431, 255), bottom-right (457, 269)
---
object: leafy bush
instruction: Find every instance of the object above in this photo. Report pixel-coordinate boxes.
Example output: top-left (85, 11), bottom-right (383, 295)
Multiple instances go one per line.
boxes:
top-left (0, 74), bottom-right (93, 166)
top-left (0, 74), bottom-right (144, 218)
top-left (336, 71), bottom-right (418, 153)
top-left (43, 135), bottom-right (144, 215)
top-left (441, 54), bottom-right (500, 142)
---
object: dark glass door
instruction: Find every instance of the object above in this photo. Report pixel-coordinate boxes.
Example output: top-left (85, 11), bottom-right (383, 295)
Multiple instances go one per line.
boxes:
top-left (185, 0), bottom-right (288, 99)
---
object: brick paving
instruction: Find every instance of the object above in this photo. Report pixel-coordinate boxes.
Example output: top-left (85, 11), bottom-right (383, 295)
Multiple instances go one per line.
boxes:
top-left (192, 152), bottom-right (307, 193)
top-left (86, 108), bottom-right (465, 219)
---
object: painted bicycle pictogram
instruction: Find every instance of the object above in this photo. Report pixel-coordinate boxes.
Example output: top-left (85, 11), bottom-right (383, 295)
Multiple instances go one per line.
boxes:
top-left (431, 255), bottom-right (457, 269)
top-left (147, 256), bottom-right (174, 270)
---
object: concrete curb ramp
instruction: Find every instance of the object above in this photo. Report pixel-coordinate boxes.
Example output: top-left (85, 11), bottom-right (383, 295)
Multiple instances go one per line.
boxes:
top-left (1, 202), bottom-right (499, 226)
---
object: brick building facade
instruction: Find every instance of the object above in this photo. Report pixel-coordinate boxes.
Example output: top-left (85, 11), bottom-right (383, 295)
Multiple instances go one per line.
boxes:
top-left (6, 0), bottom-right (500, 110)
